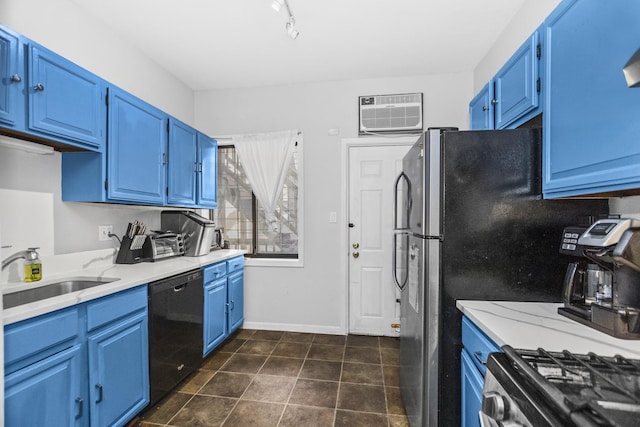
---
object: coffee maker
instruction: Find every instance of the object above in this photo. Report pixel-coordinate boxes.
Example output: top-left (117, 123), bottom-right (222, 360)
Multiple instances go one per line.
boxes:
top-left (558, 218), bottom-right (640, 339)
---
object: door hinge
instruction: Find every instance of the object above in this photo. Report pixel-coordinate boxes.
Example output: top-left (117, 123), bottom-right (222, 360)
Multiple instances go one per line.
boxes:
top-left (536, 78), bottom-right (541, 93)
top-left (104, 179), bottom-right (108, 190)
top-left (166, 121), bottom-right (170, 133)
top-left (536, 43), bottom-right (541, 60)
top-left (166, 186), bottom-right (169, 196)
top-left (104, 93), bottom-right (109, 106)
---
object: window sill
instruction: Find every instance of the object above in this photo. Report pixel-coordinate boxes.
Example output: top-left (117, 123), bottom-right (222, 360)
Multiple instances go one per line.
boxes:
top-left (244, 257), bottom-right (303, 268)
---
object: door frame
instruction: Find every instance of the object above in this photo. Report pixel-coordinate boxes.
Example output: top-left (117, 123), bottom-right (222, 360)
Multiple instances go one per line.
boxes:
top-left (340, 136), bottom-right (419, 334)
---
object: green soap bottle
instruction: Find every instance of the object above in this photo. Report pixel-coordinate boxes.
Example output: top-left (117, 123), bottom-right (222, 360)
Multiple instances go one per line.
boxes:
top-left (24, 249), bottom-right (42, 282)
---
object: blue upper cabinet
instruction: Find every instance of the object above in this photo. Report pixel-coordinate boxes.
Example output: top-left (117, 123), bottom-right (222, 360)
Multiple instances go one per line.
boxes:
top-left (28, 42), bottom-right (106, 150)
top-left (107, 86), bottom-right (167, 204)
top-left (198, 132), bottom-right (218, 208)
top-left (543, 0), bottom-right (640, 198)
top-left (167, 118), bottom-right (198, 206)
top-left (469, 29), bottom-right (541, 130)
top-left (0, 26), bottom-right (24, 129)
top-left (469, 82), bottom-right (494, 130)
top-left (494, 31), bottom-right (540, 129)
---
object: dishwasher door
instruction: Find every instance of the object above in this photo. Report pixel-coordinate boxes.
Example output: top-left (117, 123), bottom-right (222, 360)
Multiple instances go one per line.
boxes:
top-left (148, 269), bottom-right (203, 406)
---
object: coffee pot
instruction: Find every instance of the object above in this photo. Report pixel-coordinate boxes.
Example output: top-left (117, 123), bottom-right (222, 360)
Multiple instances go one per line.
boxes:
top-left (558, 218), bottom-right (640, 339)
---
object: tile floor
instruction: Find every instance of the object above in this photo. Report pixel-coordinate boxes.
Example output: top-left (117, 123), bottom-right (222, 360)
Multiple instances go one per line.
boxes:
top-left (130, 329), bottom-right (408, 427)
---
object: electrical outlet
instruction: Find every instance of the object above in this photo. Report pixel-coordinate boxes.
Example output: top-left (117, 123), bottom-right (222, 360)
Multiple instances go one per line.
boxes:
top-left (98, 225), bottom-right (113, 241)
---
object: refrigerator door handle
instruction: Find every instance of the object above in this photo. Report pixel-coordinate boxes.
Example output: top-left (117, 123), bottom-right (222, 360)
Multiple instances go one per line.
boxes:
top-left (392, 231), bottom-right (409, 291)
top-left (393, 172), bottom-right (411, 230)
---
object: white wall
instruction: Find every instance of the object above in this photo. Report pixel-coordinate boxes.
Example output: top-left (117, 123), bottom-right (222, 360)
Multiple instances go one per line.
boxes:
top-left (195, 73), bottom-right (473, 333)
top-left (0, 0), bottom-right (195, 255)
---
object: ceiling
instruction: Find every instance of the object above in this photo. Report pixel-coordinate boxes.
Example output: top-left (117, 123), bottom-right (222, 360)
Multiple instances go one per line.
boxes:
top-left (71, 0), bottom-right (525, 91)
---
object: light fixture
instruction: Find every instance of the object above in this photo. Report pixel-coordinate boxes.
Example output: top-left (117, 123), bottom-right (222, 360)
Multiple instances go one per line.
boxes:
top-left (0, 135), bottom-right (54, 155)
top-left (272, 0), bottom-right (300, 39)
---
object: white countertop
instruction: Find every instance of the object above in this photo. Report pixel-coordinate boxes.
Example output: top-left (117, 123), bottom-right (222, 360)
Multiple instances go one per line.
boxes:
top-left (2, 249), bottom-right (245, 325)
top-left (456, 300), bottom-right (640, 359)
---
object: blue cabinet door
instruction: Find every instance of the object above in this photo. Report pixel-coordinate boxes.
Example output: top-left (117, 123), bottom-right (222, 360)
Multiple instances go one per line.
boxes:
top-left (228, 270), bottom-right (244, 334)
top-left (469, 82), bottom-right (494, 130)
top-left (0, 25), bottom-right (24, 128)
top-left (198, 133), bottom-right (218, 208)
top-left (107, 86), bottom-right (167, 204)
top-left (494, 31), bottom-right (540, 129)
top-left (5, 344), bottom-right (84, 427)
top-left (167, 118), bottom-right (198, 206)
top-left (204, 278), bottom-right (228, 356)
top-left (87, 311), bottom-right (149, 427)
top-left (28, 42), bottom-right (105, 150)
top-left (461, 349), bottom-right (484, 427)
top-left (543, 0), bottom-right (640, 197)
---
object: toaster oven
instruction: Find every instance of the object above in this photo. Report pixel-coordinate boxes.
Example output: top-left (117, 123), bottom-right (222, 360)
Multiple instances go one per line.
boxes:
top-left (142, 232), bottom-right (185, 261)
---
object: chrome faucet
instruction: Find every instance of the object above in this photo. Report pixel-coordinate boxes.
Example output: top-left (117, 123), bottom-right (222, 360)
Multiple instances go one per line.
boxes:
top-left (2, 248), bottom-right (39, 271)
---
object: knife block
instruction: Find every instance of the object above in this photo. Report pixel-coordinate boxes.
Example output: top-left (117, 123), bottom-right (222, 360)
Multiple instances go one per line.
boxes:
top-left (115, 235), bottom-right (146, 264)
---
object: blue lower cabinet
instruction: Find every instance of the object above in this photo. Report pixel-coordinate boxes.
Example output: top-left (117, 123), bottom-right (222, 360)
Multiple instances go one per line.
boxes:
top-left (228, 270), bottom-right (244, 334)
top-left (204, 277), bottom-right (228, 356)
top-left (5, 344), bottom-right (84, 427)
top-left (461, 349), bottom-right (484, 427)
top-left (3, 285), bottom-right (149, 427)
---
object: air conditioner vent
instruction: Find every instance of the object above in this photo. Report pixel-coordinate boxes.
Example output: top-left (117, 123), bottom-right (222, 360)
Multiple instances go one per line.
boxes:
top-left (359, 93), bottom-right (423, 134)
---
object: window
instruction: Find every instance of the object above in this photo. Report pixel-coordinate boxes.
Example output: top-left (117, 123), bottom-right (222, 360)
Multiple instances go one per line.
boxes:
top-left (213, 144), bottom-right (301, 260)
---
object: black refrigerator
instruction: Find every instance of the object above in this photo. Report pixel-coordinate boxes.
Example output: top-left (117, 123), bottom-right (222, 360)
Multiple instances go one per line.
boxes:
top-left (393, 127), bottom-right (609, 426)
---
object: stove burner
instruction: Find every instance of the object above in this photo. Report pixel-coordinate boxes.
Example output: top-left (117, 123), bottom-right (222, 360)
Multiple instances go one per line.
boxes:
top-left (503, 346), bottom-right (640, 426)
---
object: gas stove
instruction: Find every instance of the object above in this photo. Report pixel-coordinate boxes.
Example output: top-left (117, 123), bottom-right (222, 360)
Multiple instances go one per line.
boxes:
top-left (481, 345), bottom-right (640, 426)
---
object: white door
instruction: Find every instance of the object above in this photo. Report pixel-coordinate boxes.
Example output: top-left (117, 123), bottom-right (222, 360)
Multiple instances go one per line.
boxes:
top-left (348, 144), bottom-right (412, 336)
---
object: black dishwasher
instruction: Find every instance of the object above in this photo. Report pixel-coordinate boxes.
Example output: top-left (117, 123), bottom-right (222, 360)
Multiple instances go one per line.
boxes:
top-left (148, 268), bottom-right (203, 407)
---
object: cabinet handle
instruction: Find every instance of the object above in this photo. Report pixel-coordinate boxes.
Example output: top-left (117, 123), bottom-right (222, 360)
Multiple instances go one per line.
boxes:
top-left (10, 74), bottom-right (21, 83)
top-left (95, 384), bottom-right (104, 403)
top-left (230, 300), bottom-right (235, 310)
top-left (34, 83), bottom-right (45, 91)
top-left (482, 106), bottom-right (488, 111)
top-left (473, 351), bottom-right (487, 365)
top-left (490, 99), bottom-right (497, 105)
top-left (75, 397), bottom-right (83, 418)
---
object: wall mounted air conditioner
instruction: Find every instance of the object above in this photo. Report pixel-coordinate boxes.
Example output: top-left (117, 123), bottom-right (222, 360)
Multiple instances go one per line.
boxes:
top-left (358, 93), bottom-right (423, 134)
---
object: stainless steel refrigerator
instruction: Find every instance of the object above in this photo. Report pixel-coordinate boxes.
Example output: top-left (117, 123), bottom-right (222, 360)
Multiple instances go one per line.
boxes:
top-left (393, 127), bottom-right (609, 426)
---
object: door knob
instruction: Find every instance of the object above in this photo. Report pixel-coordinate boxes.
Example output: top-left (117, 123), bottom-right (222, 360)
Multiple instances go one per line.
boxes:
top-left (352, 243), bottom-right (359, 249)
top-left (353, 251), bottom-right (360, 258)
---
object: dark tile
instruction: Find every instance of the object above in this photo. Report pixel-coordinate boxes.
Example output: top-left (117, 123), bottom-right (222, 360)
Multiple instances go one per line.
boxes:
top-left (170, 395), bottom-right (236, 427)
top-left (289, 379), bottom-right (339, 408)
top-left (307, 343), bottom-right (345, 362)
top-left (179, 369), bottom-right (215, 393)
top-left (313, 334), bottom-right (346, 346)
top-left (337, 383), bottom-right (387, 414)
top-left (335, 410), bottom-right (389, 427)
top-left (344, 346), bottom-right (381, 364)
top-left (279, 405), bottom-right (335, 427)
top-left (383, 365), bottom-right (400, 387)
top-left (242, 375), bottom-right (296, 403)
top-left (251, 330), bottom-right (284, 341)
top-left (202, 351), bottom-right (232, 371)
top-left (386, 386), bottom-right (406, 415)
top-left (381, 347), bottom-right (400, 366)
top-left (259, 356), bottom-right (304, 377)
top-left (347, 335), bottom-right (380, 348)
top-left (300, 359), bottom-right (342, 382)
top-left (389, 414), bottom-right (411, 427)
top-left (217, 338), bottom-right (246, 353)
top-left (341, 362), bottom-right (383, 385)
top-left (379, 336), bottom-right (400, 349)
top-left (138, 391), bottom-right (191, 424)
top-left (281, 331), bottom-right (315, 343)
top-left (222, 400), bottom-right (284, 427)
top-left (237, 339), bottom-right (278, 355)
top-left (221, 353), bottom-right (267, 374)
top-left (234, 329), bottom-right (256, 339)
top-left (272, 341), bottom-right (311, 358)
top-left (199, 372), bottom-right (253, 398)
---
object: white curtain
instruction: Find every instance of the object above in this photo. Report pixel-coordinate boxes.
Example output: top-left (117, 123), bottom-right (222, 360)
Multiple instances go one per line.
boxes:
top-left (233, 129), bottom-right (298, 232)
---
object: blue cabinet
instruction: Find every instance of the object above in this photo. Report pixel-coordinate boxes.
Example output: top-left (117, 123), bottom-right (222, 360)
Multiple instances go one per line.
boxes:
top-left (4, 285), bottom-right (149, 427)
top-left (543, 0), bottom-right (640, 197)
top-left (460, 316), bottom-right (501, 427)
top-left (203, 256), bottom-right (244, 356)
top-left (470, 30), bottom-right (541, 130)
top-left (28, 42), bottom-right (106, 150)
top-left (167, 119), bottom-right (218, 208)
top-left (0, 25), bottom-right (24, 129)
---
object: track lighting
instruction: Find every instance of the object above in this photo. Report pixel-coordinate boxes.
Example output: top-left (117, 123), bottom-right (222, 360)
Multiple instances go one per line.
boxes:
top-left (272, 0), bottom-right (300, 39)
